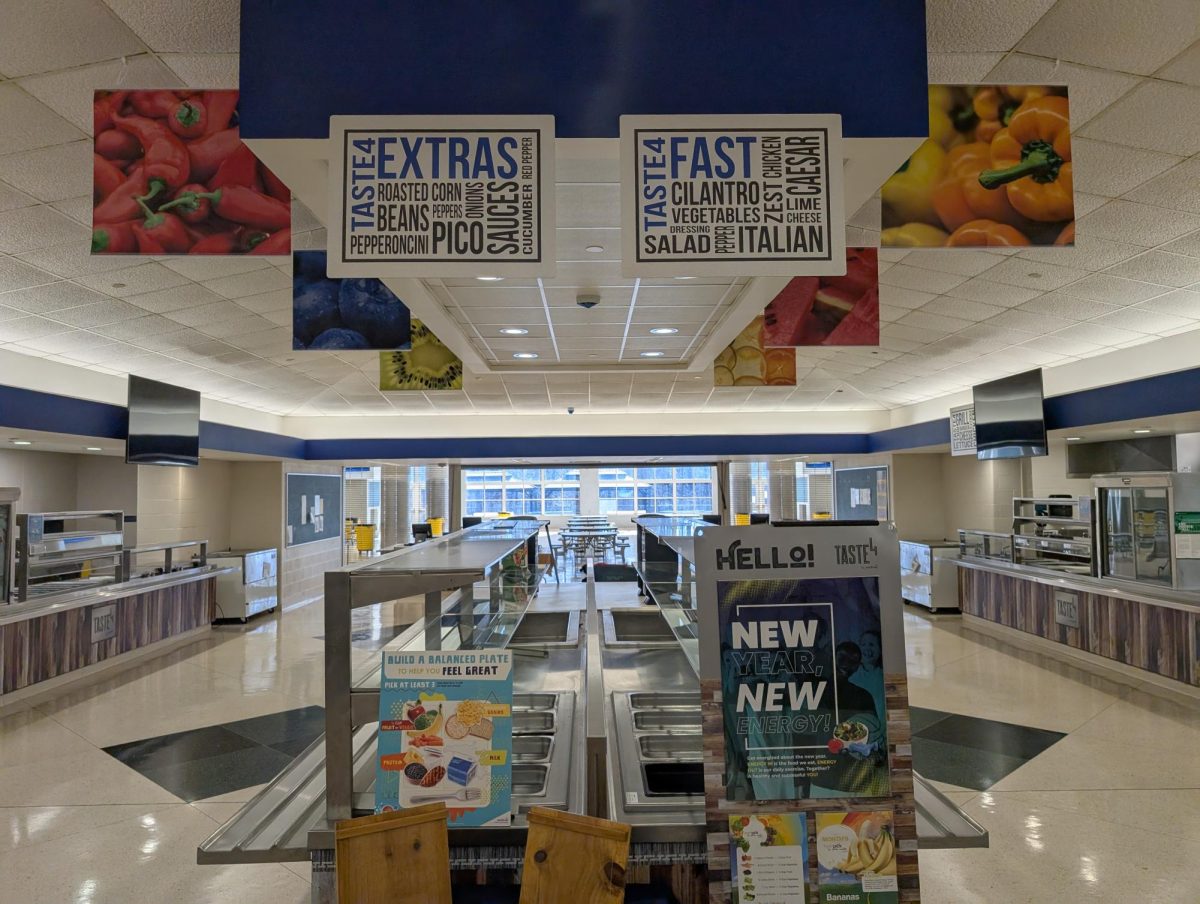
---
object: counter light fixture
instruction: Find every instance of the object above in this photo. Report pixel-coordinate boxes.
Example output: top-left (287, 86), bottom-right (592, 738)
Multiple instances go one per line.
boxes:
top-left (9, 439), bottom-right (31, 446)
top-left (499, 328), bottom-right (528, 335)
top-left (513, 352), bottom-right (539, 359)
top-left (1066, 436), bottom-right (1083, 441)
top-left (475, 276), bottom-right (503, 281)
top-left (85, 446), bottom-right (103, 452)
top-left (1132, 428), bottom-right (1153, 434)
top-left (673, 276), bottom-right (697, 280)
top-left (649, 327), bottom-right (678, 335)
top-left (640, 351), bottom-right (665, 357)
top-left (585, 245), bottom-right (605, 253)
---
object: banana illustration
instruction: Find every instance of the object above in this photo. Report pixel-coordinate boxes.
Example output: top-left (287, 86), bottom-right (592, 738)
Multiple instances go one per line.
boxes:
top-left (865, 831), bottom-right (894, 874)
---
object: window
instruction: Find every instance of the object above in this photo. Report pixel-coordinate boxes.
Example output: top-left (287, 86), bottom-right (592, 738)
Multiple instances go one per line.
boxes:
top-left (749, 461), bottom-right (770, 513)
top-left (598, 466), bottom-right (715, 515)
top-left (409, 466), bottom-right (428, 524)
top-left (462, 468), bottom-right (581, 516)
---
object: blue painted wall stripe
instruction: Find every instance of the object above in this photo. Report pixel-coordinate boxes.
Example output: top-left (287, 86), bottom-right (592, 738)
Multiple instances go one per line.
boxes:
top-left (4, 363), bottom-right (1200, 459)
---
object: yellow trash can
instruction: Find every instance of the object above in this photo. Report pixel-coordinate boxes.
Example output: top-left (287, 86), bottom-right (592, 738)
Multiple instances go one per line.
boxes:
top-left (733, 513), bottom-right (751, 526)
top-left (354, 523), bottom-right (376, 553)
top-left (429, 517), bottom-right (445, 537)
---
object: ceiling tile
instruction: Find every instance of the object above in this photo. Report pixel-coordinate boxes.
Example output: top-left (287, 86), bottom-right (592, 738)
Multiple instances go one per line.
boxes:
top-left (1080, 80), bottom-right (1200, 155)
top-left (976, 257), bottom-right (1089, 290)
top-left (920, 296), bottom-right (1007, 322)
top-left (926, 0), bottom-right (1055, 51)
top-left (1018, 232), bottom-right (1143, 271)
top-left (0, 141), bottom-right (92, 203)
top-left (202, 267), bottom-right (291, 299)
top-left (126, 282), bottom-right (224, 313)
top-left (1017, 0), bottom-right (1200, 74)
top-left (0, 85), bottom-right (85, 156)
top-left (878, 285), bottom-right (937, 310)
top-left (0, 314), bottom-right (70, 342)
top-left (1058, 273), bottom-right (1170, 304)
top-left (557, 183), bottom-right (620, 229)
top-left (1070, 138), bottom-right (1181, 198)
top-left (160, 256), bottom-right (272, 281)
top-left (1089, 307), bottom-right (1194, 334)
top-left (0, 206), bottom-right (89, 254)
top-left (0, 280), bottom-right (108, 313)
top-left (160, 52), bottom-right (239, 88)
top-left (1157, 39), bottom-right (1200, 85)
top-left (76, 262), bottom-right (191, 297)
top-left (17, 55), bottom-right (180, 131)
top-left (103, 0), bottom-right (240, 52)
top-left (1103, 250), bottom-right (1200, 287)
top-left (1052, 320), bottom-right (1149, 347)
top-left (45, 298), bottom-right (144, 327)
top-left (0, 180), bottom-right (37, 213)
top-left (0, 0), bottom-right (147, 77)
top-left (1135, 287), bottom-right (1200, 317)
top-left (985, 308), bottom-right (1076, 334)
top-left (927, 52), bottom-right (1006, 83)
top-left (983, 54), bottom-right (1142, 127)
top-left (946, 277), bottom-right (1043, 307)
top-left (1077, 199), bottom-right (1200, 246)
top-left (1017, 292), bottom-right (1118, 320)
top-left (14, 239), bottom-right (133, 277)
top-left (0, 256), bottom-right (57, 293)
top-left (881, 264), bottom-right (967, 294)
top-left (895, 310), bottom-right (974, 335)
top-left (1120, 157), bottom-right (1200, 213)
top-left (899, 248), bottom-right (1002, 278)
top-left (51, 195), bottom-right (93, 226)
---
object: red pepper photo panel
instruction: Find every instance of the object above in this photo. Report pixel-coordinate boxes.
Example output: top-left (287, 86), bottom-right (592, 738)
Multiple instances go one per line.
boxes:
top-left (92, 90), bottom-right (292, 255)
top-left (762, 247), bottom-right (879, 347)
top-left (881, 85), bottom-right (1072, 248)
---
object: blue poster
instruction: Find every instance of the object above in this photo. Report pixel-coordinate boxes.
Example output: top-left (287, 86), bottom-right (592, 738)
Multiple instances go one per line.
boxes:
top-left (719, 577), bottom-right (889, 801)
top-left (376, 649), bottom-right (513, 827)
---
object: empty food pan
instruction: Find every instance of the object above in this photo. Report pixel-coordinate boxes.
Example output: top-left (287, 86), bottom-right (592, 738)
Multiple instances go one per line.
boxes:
top-left (632, 710), bottom-right (701, 733)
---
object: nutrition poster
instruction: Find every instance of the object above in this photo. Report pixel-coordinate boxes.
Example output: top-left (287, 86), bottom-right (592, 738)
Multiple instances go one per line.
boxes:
top-left (718, 575), bottom-right (890, 801)
top-left (1174, 512), bottom-right (1200, 559)
top-left (815, 811), bottom-right (898, 903)
top-left (729, 813), bottom-right (810, 904)
top-left (620, 114), bottom-right (845, 277)
top-left (376, 649), bottom-right (513, 827)
top-left (327, 115), bottom-right (555, 277)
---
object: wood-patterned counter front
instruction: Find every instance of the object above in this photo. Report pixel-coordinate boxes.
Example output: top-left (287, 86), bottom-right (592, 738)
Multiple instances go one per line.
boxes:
top-left (956, 559), bottom-right (1200, 687)
top-left (0, 572), bottom-right (216, 699)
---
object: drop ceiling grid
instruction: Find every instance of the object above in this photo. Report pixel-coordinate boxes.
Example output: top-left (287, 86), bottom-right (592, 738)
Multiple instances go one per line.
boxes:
top-left (0, 2), bottom-right (1199, 415)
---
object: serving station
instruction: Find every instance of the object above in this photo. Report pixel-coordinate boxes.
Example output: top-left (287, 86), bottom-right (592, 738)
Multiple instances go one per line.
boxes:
top-left (200, 517), bottom-right (985, 901)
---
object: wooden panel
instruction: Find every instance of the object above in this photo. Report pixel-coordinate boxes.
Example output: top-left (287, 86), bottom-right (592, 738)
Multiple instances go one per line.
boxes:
top-left (0, 578), bottom-right (215, 695)
top-left (336, 803), bottom-right (452, 904)
top-left (520, 807), bottom-right (630, 904)
top-left (702, 674), bottom-right (921, 903)
top-left (958, 567), bottom-right (1199, 686)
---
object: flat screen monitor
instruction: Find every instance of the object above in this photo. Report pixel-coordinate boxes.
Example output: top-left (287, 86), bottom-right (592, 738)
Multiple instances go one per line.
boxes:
top-left (972, 368), bottom-right (1048, 460)
top-left (125, 376), bottom-right (200, 467)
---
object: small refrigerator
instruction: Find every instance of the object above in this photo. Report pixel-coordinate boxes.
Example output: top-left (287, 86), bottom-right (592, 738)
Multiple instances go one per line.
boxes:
top-left (208, 548), bottom-right (278, 622)
top-left (0, 488), bottom-right (19, 603)
top-left (1094, 474), bottom-right (1200, 591)
top-left (900, 539), bottom-right (961, 612)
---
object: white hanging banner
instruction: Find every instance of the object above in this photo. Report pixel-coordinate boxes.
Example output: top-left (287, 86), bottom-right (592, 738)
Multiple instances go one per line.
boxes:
top-left (327, 115), bottom-right (555, 277)
top-left (620, 114), bottom-right (845, 277)
top-left (949, 404), bottom-right (977, 457)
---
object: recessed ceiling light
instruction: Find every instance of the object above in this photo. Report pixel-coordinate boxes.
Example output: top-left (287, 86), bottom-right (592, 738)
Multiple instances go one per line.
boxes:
top-left (1132, 428), bottom-right (1152, 434)
top-left (476, 276), bottom-right (504, 281)
top-left (513, 352), bottom-right (539, 359)
top-left (111, 282), bottom-right (126, 289)
top-left (585, 245), bottom-right (605, 253)
top-left (10, 439), bottom-right (32, 446)
top-left (499, 328), bottom-right (528, 335)
top-left (673, 276), bottom-right (697, 280)
top-left (1066, 436), bottom-right (1083, 441)
top-left (640, 351), bottom-right (665, 358)
top-left (649, 327), bottom-right (678, 335)
top-left (85, 446), bottom-right (103, 452)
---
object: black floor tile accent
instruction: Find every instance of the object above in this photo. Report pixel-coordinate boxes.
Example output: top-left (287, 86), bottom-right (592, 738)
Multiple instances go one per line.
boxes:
top-left (910, 707), bottom-right (1066, 791)
top-left (104, 706), bottom-right (326, 802)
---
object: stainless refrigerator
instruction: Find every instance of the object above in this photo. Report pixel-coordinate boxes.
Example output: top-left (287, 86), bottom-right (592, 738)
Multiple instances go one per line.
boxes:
top-left (0, 488), bottom-right (18, 603)
top-left (1093, 474), bottom-right (1200, 591)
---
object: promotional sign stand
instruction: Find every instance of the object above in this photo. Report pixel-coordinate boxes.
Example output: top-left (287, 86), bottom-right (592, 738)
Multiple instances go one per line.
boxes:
top-left (695, 524), bottom-right (920, 903)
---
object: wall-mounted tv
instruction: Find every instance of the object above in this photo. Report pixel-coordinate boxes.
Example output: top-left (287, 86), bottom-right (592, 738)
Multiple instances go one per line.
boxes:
top-left (972, 368), bottom-right (1048, 460)
top-left (125, 376), bottom-right (201, 467)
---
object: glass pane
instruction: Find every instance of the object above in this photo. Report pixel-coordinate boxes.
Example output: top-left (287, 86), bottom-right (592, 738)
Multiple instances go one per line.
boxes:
top-left (1133, 487), bottom-right (1172, 585)
top-left (1103, 489), bottom-right (1135, 581)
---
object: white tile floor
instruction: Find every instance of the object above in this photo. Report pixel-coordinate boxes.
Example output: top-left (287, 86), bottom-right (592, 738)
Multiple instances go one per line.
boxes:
top-left (0, 589), bottom-right (1198, 902)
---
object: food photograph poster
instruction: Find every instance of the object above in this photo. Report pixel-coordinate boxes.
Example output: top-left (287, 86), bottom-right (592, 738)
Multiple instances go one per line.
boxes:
top-left (93, 89), bottom-right (291, 255)
top-left (881, 84), bottom-right (1072, 248)
top-left (719, 577), bottom-right (889, 801)
top-left (815, 810), bottom-right (898, 904)
top-left (293, 250), bottom-right (412, 351)
top-left (376, 650), bottom-right (513, 827)
top-left (763, 248), bottom-right (879, 348)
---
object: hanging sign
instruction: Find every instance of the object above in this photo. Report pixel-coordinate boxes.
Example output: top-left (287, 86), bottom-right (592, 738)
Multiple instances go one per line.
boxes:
top-left (949, 405), bottom-right (977, 456)
top-left (327, 115), bottom-right (555, 277)
top-left (620, 114), bottom-right (845, 277)
top-left (375, 649), bottom-right (513, 827)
